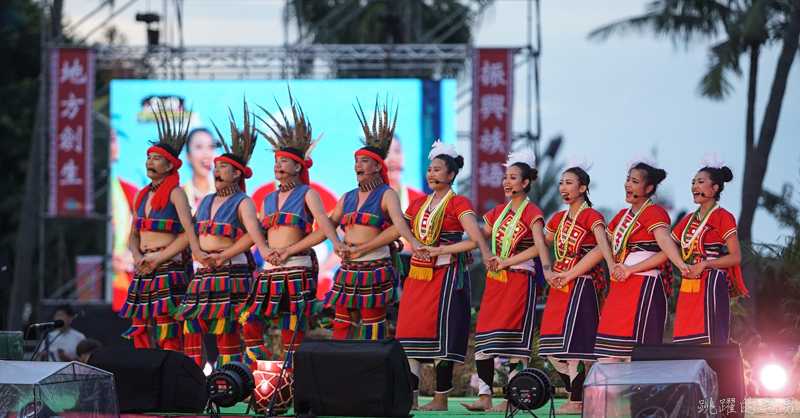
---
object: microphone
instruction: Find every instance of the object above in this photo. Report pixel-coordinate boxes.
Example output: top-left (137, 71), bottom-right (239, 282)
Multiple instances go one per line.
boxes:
top-left (29, 320), bottom-right (65, 329)
top-left (432, 180), bottom-right (452, 185)
top-left (562, 195), bottom-right (581, 201)
top-left (277, 170), bottom-right (297, 176)
top-left (511, 190), bottom-right (523, 195)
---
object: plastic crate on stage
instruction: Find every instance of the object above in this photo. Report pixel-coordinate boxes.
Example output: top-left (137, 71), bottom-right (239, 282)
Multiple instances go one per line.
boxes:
top-left (0, 360), bottom-right (119, 417)
top-left (583, 360), bottom-right (719, 418)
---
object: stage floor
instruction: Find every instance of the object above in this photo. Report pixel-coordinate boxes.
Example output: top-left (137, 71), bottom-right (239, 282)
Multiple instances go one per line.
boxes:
top-left (123, 396), bottom-right (800, 417)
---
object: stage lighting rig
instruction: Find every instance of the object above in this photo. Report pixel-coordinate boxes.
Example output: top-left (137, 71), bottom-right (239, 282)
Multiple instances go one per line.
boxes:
top-left (205, 361), bottom-right (255, 416)
top-left (504, 368), bottom-right (555, 418)
top-left (135, 13), bottom-right (160, 46)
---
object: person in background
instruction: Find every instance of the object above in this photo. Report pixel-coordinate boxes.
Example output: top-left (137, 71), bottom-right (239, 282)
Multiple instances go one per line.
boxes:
top-left (385, 135), bottom-right (424, 211)
top-left (183, 128), bottom-right (218, 212)
top-left (35, 304), bottom-right (85, 362)
top-left (75, 339), bottom-right (102, 363)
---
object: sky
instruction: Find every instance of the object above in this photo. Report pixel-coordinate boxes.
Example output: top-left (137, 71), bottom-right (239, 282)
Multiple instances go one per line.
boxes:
top-left (63, 0), bottom-right (800, 243)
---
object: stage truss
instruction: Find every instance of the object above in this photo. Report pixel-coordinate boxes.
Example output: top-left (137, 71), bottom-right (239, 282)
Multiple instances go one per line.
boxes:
top-left (94, 43), bottom-right (471, 80)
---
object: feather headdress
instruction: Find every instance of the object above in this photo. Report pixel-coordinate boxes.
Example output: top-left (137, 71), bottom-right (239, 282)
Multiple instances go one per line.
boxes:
top-left (428, 139), bottom-right (459, 160)
top-left (137, 99), bottom-right (191, 213)
top-left (354, 96), bottom-right (398, 160)
top-left (700, 153), bottom-right (725, 169)
top-left (211, 98), bottom-right (258, 192)
top-left (150, 99), bottom-right (190, 159)
top-left (566, 155), bottom-right (594, 173)
top-left (353, 96), bottom-right (398, 185)
top-left (503, 147), bottom-right (536, 168)
top-left (255, 88), bottom-right (322, 185)
top-left (627, 152), bottom-right (659, 169)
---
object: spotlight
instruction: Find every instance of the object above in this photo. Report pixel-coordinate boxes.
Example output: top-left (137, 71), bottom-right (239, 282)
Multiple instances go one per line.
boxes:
top-left (761, 364), bottom-right (788, 391)
top-left (205, 361), bottom-right (254, 409)
top-left (504, 368), bottom-right (554, 417)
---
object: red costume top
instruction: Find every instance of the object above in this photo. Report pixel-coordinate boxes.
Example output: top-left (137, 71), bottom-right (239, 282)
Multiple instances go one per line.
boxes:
top-left (671, 206), bottom-right (746, 297)
top-left (607, 202), bottom-right (674, 295)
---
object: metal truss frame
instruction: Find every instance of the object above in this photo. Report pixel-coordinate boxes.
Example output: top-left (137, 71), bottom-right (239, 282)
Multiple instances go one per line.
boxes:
top-left (93, 43), bottom-right (471, 80)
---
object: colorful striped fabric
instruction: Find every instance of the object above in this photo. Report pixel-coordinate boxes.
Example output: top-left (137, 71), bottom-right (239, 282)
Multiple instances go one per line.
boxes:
top-left (329, 258), bottom-right (397, 309)
top-left (261, 212), bottom-right (313, 234)
top-left (134, 217), bottom-right (184, 233)
top-left (196, 220), bottom-right (245, 241)
top-left (340, 212), bottom-right (391, 231)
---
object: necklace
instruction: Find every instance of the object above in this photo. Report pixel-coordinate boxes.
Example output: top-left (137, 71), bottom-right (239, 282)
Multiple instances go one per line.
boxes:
top-left (359, 178), bottom-right (384, 193)
top-left (149, 181), bottom-right (162, 193)
top-left (216, 184), bottom-right (241, 197)
top-left (554, 202), bottom-right (589, 263)
top-left (279, 179), bottom-right (300, 193)
top-left (612, 199), bottom-right (653, 262)
top-left (680, 203), bottom-right (718, 261)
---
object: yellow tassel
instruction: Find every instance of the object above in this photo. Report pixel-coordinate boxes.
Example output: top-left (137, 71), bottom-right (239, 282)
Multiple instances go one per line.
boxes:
top-left (211, 318), bottom-right (226, 334)
top-left (490, 270), bottom-right (508, 283)
top-left (408, 265), bottom-right (433, 281)
top-left (239, 311), bottom-right (250, 325)
top-left (680, 278), bottom-right (701, 293)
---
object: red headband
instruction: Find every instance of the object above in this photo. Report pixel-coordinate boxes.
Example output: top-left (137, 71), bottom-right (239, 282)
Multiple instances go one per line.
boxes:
top-left (354, 149), bottom-right (389, 185)
top-left (275, 151), bottom-right (313, 185)
top-left (147, 146), bottom-right (183, 170)
top-left (214, 155), bottom-right (252, 192)
top-left (140, 147), bottom-right (182, 213)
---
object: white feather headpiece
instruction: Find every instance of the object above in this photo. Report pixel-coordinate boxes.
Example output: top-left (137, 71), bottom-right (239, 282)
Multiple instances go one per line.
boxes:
top-left (627, 152), bottom-right (659, 169)
top-left (700, 153), bottom-right (725, 169)
top-left (428, 139), bottom-right (459, 160)
top-left (566, 155), bottom-right (594, 173)
top-left (503, 147), bottom-right (536, 168)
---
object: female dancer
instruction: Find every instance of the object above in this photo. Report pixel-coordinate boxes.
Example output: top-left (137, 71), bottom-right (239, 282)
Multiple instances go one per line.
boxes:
top-left (557, 153), bottom-right (690, 361)
top-left (389, 141), bottom-right (494, 410)
top-left (457, 148), bottom-right (553, 412)
top-left (539, 157), bottom-right (614, 415)
top-left (177, 103), bottom-right (271, 367)
top-left (121, 103), bottom-right (200, 351)
top-left (238, 94), bottom-right (345, 367)
top-left (276, 99), bottom-right (424, 340)
top-left (672, 154), bottom-right (746, 344)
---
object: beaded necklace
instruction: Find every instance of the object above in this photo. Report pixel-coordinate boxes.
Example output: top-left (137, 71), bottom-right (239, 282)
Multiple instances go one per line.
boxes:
top-left (554, 202), bottom-right (589, 263)
top-left (216, 184), bottom-right (241, 197)
top-left (612, 199), bottom-right (653, 263)
top-left (279, 179), bottom-right (300, 193)
top-left (359, 178), bottom-right (384, 193)
top-left (680, 203), bottom-right (718, 262)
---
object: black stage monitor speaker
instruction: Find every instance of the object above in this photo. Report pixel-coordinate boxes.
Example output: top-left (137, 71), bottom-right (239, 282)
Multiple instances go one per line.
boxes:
top-left (632, 343), bottom-right (745, 418)
top-left (293, 338), bottom-right (414, 417)
top-left (88, 347), bottom-right (208, 413)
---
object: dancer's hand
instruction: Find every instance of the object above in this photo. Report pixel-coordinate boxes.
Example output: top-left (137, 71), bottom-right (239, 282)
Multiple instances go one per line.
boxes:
top-left (270, 248), bottom-right (289, 265)
top-left (336, 243), bottom-right (351, 262)
top-left (549, 273), bottom-right (564, 290)
top-left (203, 253), bottom-right (225, 268)
top-left (686, 261), bottom-right (703, 279)
top-left (486, 256), bottom-right (502, 273)
top-left (137, 253), bottom-right (159, 275)
top-left (412, 246), bottom-right (431, 262)
top-left (612, 263), bottom-right (631, 281)
top-left (347, 246), bottom-right (364, 261)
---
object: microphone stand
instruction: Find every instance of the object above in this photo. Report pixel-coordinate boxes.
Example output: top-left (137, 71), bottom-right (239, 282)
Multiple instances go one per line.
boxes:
top-left (29, 325), bottom-right (58, 362)
top-left (264, 291), bottom-right (311, 418)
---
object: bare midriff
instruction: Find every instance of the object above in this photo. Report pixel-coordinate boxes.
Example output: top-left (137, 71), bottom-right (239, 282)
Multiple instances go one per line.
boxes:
top-left (267, 226), bottom-right (307, 250)
top-left (140, 231), bottom-right (179, 252)
top-left (198, 234), bottom-right (235, 252)
top-left (343, 224), bottom-right (382, 246)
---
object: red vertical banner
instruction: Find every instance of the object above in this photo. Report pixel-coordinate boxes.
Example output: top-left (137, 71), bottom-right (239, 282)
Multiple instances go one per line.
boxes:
top-left (471, 48), bottom-right (514, 215)
top-left (49, 47), bottom-right (95, 217)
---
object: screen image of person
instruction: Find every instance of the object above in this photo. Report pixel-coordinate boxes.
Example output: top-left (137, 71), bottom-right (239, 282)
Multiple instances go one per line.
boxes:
top-left (386, 135), bottom-right (424, 211)
top-left (183, 128), bottom-right (217, 212)
top-left (109, 128), bottom-right (138, 312)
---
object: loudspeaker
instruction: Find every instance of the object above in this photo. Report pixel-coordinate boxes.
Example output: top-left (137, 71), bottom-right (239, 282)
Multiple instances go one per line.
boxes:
top-left (632, 343), bottom-right (745, 418)
top-left (293, 338), bottom-right (414, 417)
top-left (88, 348), bottom-right (208, 413)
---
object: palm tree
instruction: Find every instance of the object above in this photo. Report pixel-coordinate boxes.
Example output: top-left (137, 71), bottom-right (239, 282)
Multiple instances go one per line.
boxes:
top-left (588, 0), bottom-right (800, 242)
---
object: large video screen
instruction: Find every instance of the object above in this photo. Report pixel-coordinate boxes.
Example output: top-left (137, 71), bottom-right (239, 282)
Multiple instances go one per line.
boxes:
top-left (109, 79), bottom-right (456, 309)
